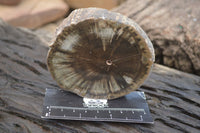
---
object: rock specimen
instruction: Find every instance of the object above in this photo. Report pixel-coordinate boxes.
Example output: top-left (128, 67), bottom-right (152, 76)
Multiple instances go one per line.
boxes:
top-left (0, 19), bottom-right (199, 133)
top-left (47, 8), bottom-right (154, 99)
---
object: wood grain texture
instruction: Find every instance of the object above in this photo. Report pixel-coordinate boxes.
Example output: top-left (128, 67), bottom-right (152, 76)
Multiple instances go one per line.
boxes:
top-left (48, 8), bottom-right (154, 99)
top-left (0, 20), bottom-right (199, 133)
top-left (113, 0), bottom-right (200, 76)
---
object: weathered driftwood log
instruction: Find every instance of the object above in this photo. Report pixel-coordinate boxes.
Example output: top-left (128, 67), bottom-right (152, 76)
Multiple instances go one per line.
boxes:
top-left (0, 20), bottom-right (199, 133)
top-left (113, 0), bottom-right (200, 76)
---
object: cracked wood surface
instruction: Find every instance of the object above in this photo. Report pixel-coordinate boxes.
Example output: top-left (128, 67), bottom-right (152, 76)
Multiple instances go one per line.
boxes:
top-left (113, 0), bottom-right (200, 76)
top-left (0, 19), bottom-right (200, 133)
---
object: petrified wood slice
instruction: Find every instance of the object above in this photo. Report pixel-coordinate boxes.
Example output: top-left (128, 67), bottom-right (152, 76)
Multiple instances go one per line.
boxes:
top-left (47, 8), bottom-right (155, 99)
top-left (1, 19), bottom-right (200, 132)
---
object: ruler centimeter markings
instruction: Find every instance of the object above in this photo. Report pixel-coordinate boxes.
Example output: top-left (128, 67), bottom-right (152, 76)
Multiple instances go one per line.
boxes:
top-left (44, 105), bottom-right (146, 122)
top-left (42, 88), bottom-right (154, 123)
top-left (48, 106), bottom-right (146, 113)
top-left (45, 108), bottom-right (144, 122)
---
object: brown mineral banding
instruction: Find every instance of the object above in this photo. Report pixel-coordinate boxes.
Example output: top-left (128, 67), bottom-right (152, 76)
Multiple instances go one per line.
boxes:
top-left (47, 8), bottom-right (155, 99)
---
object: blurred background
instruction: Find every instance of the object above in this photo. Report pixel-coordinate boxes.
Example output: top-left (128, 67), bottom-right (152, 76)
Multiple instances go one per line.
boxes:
top-left (0, 0), bottom-right (126, 45)
top-left (0, 0), bottom-right (199, 76)
top-left (0, 0), bottom-right (125, 29)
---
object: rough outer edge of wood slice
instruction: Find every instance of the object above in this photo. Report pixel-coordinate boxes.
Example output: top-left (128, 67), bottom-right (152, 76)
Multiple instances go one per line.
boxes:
top-left (47, 8), bottom-right (155, 99)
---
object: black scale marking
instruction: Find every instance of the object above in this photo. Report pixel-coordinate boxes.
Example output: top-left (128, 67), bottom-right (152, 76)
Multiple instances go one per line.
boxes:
top-left (41, 88), bottom-right (153, 123)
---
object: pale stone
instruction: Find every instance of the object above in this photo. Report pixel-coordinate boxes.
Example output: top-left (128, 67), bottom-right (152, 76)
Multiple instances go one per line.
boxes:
top-left (65, 0), bottom-right (124, 10)
top-left (0, 0), bottom-right (21, 5)
top-left (0, 0), bottom-right (69, 29)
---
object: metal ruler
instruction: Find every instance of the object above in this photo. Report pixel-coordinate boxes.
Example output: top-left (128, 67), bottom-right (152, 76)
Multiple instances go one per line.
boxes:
top-left (41, 88), bottom-right (153, 123)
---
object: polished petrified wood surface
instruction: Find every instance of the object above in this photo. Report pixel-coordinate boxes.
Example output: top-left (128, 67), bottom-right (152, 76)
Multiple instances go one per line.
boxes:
top-left (0, 20), bottom-right (199, 133)
top-left (47, 8), bottom-right (154, 99)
